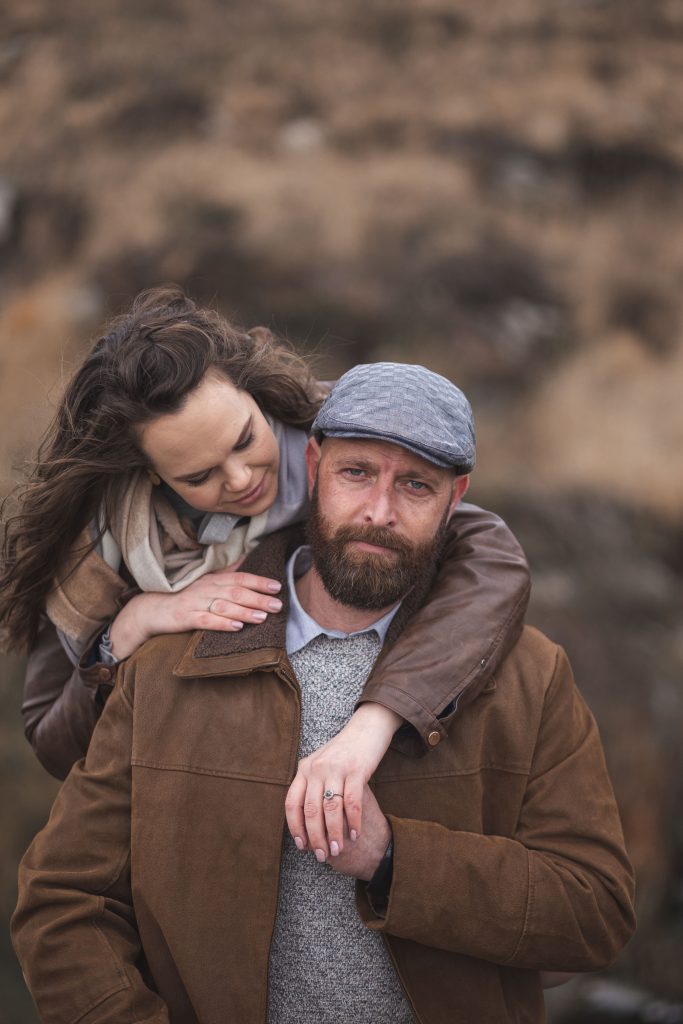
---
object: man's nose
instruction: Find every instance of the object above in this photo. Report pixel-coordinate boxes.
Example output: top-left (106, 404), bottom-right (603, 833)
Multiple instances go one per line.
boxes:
top-left (362, 482), bottom-right (397, 528)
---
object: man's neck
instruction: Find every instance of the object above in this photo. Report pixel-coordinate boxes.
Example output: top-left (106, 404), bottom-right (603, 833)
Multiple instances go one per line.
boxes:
top-left (295, 567), bottom-right (399, 635)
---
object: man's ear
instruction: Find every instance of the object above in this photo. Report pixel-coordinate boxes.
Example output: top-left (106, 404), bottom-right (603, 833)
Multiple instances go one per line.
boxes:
top-left (446, 474), bottom-right (470, 521)
top-left (305, 437), bottom-right (322, 497)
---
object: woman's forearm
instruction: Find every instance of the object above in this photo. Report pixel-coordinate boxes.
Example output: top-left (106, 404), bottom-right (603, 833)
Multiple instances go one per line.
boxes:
top-left (359, 502), bottom-right (531, 752)
top-left (22, 618), bottom-right (112, 779)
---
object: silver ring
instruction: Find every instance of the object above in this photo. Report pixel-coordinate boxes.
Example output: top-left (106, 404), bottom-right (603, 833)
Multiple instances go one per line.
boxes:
top-left (207, 598), bottom-right (218, 614)
top-left (323, 789), bottom-right (343, 800)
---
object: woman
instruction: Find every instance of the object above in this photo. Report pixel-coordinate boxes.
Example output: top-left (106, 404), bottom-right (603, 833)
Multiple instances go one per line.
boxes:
top-left (0, 285), bottom-right (529, 858)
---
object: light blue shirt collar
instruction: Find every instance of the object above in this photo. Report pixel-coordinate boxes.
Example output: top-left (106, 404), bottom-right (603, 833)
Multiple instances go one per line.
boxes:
top-left (285, 546), bottom-right (401, 656)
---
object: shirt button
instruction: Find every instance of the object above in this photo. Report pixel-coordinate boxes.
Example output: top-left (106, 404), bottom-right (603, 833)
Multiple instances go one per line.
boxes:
top-left (97, 667), bottom-right (112, 682)
top-left (427, 730), bottom-right (441, 747)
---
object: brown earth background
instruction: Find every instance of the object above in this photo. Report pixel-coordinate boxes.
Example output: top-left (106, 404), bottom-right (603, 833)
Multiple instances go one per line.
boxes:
top-left (1, 1), bottom-right (683, 1021)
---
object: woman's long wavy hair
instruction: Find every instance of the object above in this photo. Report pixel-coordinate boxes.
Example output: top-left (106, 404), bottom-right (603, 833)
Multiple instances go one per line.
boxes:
top-left (0, 285), bottom-right (322, 652)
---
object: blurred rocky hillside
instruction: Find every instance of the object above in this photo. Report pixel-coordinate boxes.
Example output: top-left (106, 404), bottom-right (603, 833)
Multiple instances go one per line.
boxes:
top-left (1, 1), bottom-right (682, 1020)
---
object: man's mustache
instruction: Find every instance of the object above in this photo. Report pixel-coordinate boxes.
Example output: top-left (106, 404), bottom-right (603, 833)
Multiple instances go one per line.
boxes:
top-left (333, 525), bottom-right (411, 555)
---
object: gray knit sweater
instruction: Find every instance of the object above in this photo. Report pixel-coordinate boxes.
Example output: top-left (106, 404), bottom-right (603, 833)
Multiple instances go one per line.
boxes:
top-left (267, 632), bottom-right (414, 1023)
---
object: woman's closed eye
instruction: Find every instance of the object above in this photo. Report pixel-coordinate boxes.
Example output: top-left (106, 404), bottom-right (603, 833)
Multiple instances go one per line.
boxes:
top-left (185, 469), bottom-right (213, 487)
top-left (234, 431), bottom-right (254, 452)
top-left (182, 433), bottom-right (253, 486)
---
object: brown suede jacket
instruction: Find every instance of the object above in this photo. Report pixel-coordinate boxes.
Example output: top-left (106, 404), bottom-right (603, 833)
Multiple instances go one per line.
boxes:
top-left (13, 528), bottom-right (635, 1024)
top-left (22, 502), bottom-right (531, 778)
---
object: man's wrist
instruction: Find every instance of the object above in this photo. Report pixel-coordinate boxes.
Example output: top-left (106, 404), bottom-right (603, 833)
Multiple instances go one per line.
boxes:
top-left (365, 832), bottom-right (394, 915)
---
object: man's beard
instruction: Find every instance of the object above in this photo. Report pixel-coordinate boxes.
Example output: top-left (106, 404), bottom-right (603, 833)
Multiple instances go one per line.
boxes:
top-left (306, 484), bottom-right (450, 611)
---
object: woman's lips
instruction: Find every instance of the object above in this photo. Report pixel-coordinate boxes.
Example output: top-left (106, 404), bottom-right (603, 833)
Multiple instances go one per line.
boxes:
top-left (231, 475), bottom-right (266, 507)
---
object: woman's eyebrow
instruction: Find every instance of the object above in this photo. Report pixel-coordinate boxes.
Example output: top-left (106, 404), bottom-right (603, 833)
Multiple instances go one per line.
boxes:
top-left (173, 415), bottom-right (252, 482)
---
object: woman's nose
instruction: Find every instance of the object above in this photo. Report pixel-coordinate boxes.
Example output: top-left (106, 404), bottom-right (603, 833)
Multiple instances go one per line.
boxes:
top-left (223, 458), bottom-right (252, 493)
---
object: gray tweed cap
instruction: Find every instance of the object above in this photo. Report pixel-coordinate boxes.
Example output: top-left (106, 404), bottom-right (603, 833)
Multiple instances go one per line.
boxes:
top-left (312, 362), bottom-right (475, 474)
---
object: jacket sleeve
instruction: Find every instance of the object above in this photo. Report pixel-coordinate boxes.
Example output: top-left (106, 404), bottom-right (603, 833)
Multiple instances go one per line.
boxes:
top-left (22, 616), bottom-right (116, 780)
top-left (358, 646), bottom-right (636, 971)
top-left (359, 502), bottom-right (531, 752)
top-left (11, 671), bottom-right (170, 1024)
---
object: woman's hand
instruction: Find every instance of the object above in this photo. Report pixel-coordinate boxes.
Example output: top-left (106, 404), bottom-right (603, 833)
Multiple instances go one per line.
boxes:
top-left (108, 569), bottom-right (283, 660)
top-left (284, 702), bottom-right (402, 862)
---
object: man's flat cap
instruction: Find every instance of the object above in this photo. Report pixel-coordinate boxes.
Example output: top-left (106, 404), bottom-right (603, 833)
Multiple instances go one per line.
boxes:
top-left (312, 362), bottom-right (475, 474)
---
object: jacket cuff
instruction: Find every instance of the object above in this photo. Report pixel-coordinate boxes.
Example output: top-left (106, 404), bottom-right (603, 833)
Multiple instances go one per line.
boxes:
top-left (77, 645), bottom-right (117, 703)
top-left (356, 815), bottom-right (402, 933)
top-left (356, 814), bottom-right (531, 963)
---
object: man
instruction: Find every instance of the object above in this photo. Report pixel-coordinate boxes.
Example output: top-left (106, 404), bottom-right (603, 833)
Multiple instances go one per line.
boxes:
top-left (13, 363), bottom-right (635, 1024)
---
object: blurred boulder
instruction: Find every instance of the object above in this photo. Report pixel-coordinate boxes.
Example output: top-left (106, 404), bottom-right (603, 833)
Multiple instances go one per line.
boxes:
top-left (491, 489), bottom-right (683, 1000)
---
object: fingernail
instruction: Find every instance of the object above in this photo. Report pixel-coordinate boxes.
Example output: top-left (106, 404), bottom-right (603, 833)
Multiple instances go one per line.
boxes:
top-left (350, 830), bottom-right (358, 842)
top-left (330, 841), bottom-right (339, 857)
top-left (315, 848), bottom-right (326, 863)
top-left (252, 611), bottom-right (267, 621)
top-left (267, 582), bottom-right (282, 593)
top-left (231, 621), bottom-right (244, 630)
top-left (267, 599), bottom-right (283, 612)
top-left (294, 836), bottom-right (304, 851)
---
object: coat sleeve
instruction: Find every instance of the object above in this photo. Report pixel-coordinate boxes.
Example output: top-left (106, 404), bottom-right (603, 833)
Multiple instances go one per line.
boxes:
top-left (11, 669), bottom-right (170, 1024)
top-left (21, 616), bottom-right (116, 780)
top-left (358, 646), bottom-right (636, 971)
top-left (359, 502), bottom-right (531, 752)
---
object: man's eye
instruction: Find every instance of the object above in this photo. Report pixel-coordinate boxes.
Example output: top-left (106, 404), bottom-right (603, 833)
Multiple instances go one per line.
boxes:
top-left (186, 470), bottom-right (212, 487)
top-left (343, 468), bottom-right (367, 478)
top-left (406, 480), bottom-right (428, 492)
top-left (234, 432), bottom-right (254, 452)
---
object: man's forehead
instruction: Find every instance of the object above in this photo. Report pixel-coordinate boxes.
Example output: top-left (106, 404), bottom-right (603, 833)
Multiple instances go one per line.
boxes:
top-left (320, 436), bottom-right (454, 481)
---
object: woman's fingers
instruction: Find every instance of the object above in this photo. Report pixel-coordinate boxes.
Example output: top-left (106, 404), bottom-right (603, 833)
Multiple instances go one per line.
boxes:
top-left (321, 785), bottom-right (346, 857)
top-left (341, 773), bottom-right (364, 843)
top-left (288, 755), bottom-right (337, 860)
top-left (202, 596), bottom-right (280, 625)
top-left (199, 612), bottom-right (247, 631)
top-left (178, 570), bottom-right (282, 628)
top-left (111, 573), bottom-right (284, 656)
top-left (203, 572), bottom-right (283, 624)
top-left (284, 772), bottom-right (309, 851)
top-left (209, 570), bottom-right (282, 596)
top-left (303, 778), bottom-right (329, 861)
top-left (284, 763), bottom-right (365, 862)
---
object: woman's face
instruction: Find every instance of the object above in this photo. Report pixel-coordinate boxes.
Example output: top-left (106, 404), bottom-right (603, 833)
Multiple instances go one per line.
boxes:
top-left (139, 374), bottom-right (280, 516)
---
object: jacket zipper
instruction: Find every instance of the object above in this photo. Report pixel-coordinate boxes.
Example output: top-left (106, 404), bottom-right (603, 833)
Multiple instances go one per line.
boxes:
top-left (263, 662), bottom-right (301, 1024)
